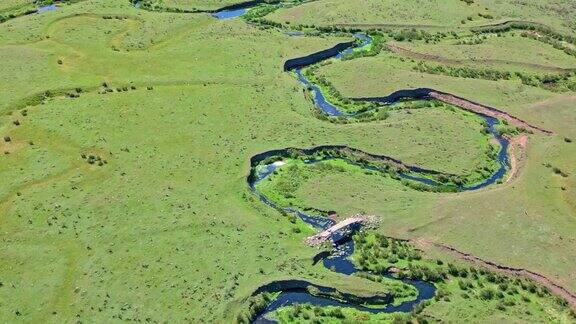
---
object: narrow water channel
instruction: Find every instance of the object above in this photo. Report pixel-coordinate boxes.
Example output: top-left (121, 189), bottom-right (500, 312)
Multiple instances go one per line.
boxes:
top-left (211, 6), bottom-right (510, 322)
top-left (247, 34), bottom-right (510, 322)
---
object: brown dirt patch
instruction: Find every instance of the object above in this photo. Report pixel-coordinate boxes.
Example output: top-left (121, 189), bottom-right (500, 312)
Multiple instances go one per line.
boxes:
top-left (506, 134), bottom-right (529, 183)
top-left (429, 91), bottom-right (554, 135)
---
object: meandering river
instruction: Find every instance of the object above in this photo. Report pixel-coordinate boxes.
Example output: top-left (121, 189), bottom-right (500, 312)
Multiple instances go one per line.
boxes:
top-left (217, 6), bottom-right (511, 323)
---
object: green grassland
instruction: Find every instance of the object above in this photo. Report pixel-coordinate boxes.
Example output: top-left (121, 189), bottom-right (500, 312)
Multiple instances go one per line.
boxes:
top-left (160, 0), bottom-right (248, 10)
top-left (391, 32), bottom-right (576, 73)
top-left (162, 0), bottom-right (239, 8)
top-left (0, 0), bottom-right (575, 322)
top-left (271, 233), bottom-right (575, 323)
top-left (265, 0), bottom-right (576, 33)
top-left (133, 0), bottom-right (246, 11)
top-left (314, 49), bottom-right (573, 126)
top-left (0, 0), bottom-right (35, 13)
top-left (0, 1), bottom-right (498, 321)
top-left (0, 1), bottom-right (89, 22)
top-left (291, 34), bottom-right (576, 294)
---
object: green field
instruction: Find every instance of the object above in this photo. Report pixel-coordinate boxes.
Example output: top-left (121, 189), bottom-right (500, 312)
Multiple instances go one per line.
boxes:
top-left (133, 0), bottom-right (246, 11)
top-left (266, 0), bottom-right (576, 33)
top-left (0, 0), bottom-right (575, 322)
top-left (389, 32), bottom-right (576, 73)
top-left (0, 0), bottom-right (35, 12)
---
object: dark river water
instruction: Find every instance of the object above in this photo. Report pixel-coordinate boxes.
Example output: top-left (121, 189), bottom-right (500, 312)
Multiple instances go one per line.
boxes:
top-left (246, 33), bottom-right (510, 322)
top-left (211, 7), bottom-right (510, 322)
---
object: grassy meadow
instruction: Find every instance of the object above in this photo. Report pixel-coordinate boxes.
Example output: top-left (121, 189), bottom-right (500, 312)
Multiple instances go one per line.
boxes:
top-left (391, 32), bottom-right (576, 73)
top-left (161, 0), bottom-right (244, 10)
top-left (133, 0), bottom-right (245, 11)
top-left (295, 28), bottom-right (576, 294)
top-left (0, 0), bottom-right (35, 13)
top-left (0, 0), bottom-right (575, 322)
top-left (266, 0), bottom-right (576, 33)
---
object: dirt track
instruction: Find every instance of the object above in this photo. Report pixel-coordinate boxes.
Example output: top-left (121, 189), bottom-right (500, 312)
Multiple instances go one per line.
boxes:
top-left (429, 91), bottom-right (554, 135)
top-left (506, 135), bottom-right (528, 183)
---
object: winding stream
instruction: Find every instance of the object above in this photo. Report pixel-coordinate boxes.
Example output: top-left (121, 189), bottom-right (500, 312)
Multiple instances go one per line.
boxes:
top-left (245, 33), bottom-right (512, 322)
top-left (213, 6), bottom-right (510, 322)
top-left (288, 34), bottom-right (510, 191)
top-left (248, 158), bottom-right (437, 323)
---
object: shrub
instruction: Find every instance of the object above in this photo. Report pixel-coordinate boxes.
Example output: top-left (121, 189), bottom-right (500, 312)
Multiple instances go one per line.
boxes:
top-left (329, 308), bottom-right (345, 319)
top-left (479, 288), bottom-right (495, 300)
top-left (458, 279), bottom-right (473, 290)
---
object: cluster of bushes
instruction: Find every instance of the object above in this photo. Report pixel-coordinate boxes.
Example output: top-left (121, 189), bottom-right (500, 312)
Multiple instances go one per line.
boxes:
top-left (517, 72), bottom-right (576, 91)
top-left (352, 232), bottom-right (576, 318)
top-left (299, 149), bottom-right (405, 175)
top-left (401, 178), bottom-right (459, 193)
top-left (81, 153), bottom-right (107, 166)
top-left (102, 15), bottom-right (129, 20)
top-left (414, 61), bottom-right (511, 80)
top-left (0, 0), bottom-right (48, 23)
top-left (236, 292), bottom-right (274, 324)
top-left (461, 12), bottom-right (494, 25)
top-left (472, 21), bottom-right (576, 45)
top-left (290, 23), bottom-right (364, 35)
top-left (495, 124), bottom-right (522, 136)
top-left (413, 61), bottom-right (576, 91)
top-left (388, 28), bottom-right (448, 43)
top-left (545, 163), bottom-right (569, 178)
top-left (521, 32), bottom-right (576, 58)
top-left (129, 0), bottom-right (205, 13)
top-left (464, 141), bottom-right (501, 182)
top-left (267, 163), bottom-right (311, 201)
top-left (455, 36), bottom-right (486, 45)
top-left (354, 233), bottom-right (423, 271)
top-left (0, 10), bottom-right (33, 23)
top-left (65, 87), bottom-right (84, 98)
top-left (244, 5), bottom-right (283, 29)
top-left (98, 82), bottom-right (139, 94)
top-left (478, 13), bottom-right (494, 20)
top-left (472, 21), bottom-right (576, 58)
top-left (280, 304), bottom-right (346, 322)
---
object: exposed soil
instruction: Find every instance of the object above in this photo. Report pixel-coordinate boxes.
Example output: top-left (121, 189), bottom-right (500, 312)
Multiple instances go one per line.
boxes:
top-left (429, 91), bottom-right (555, 135)
top-left (506, 134), bottom-right (528, 183)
